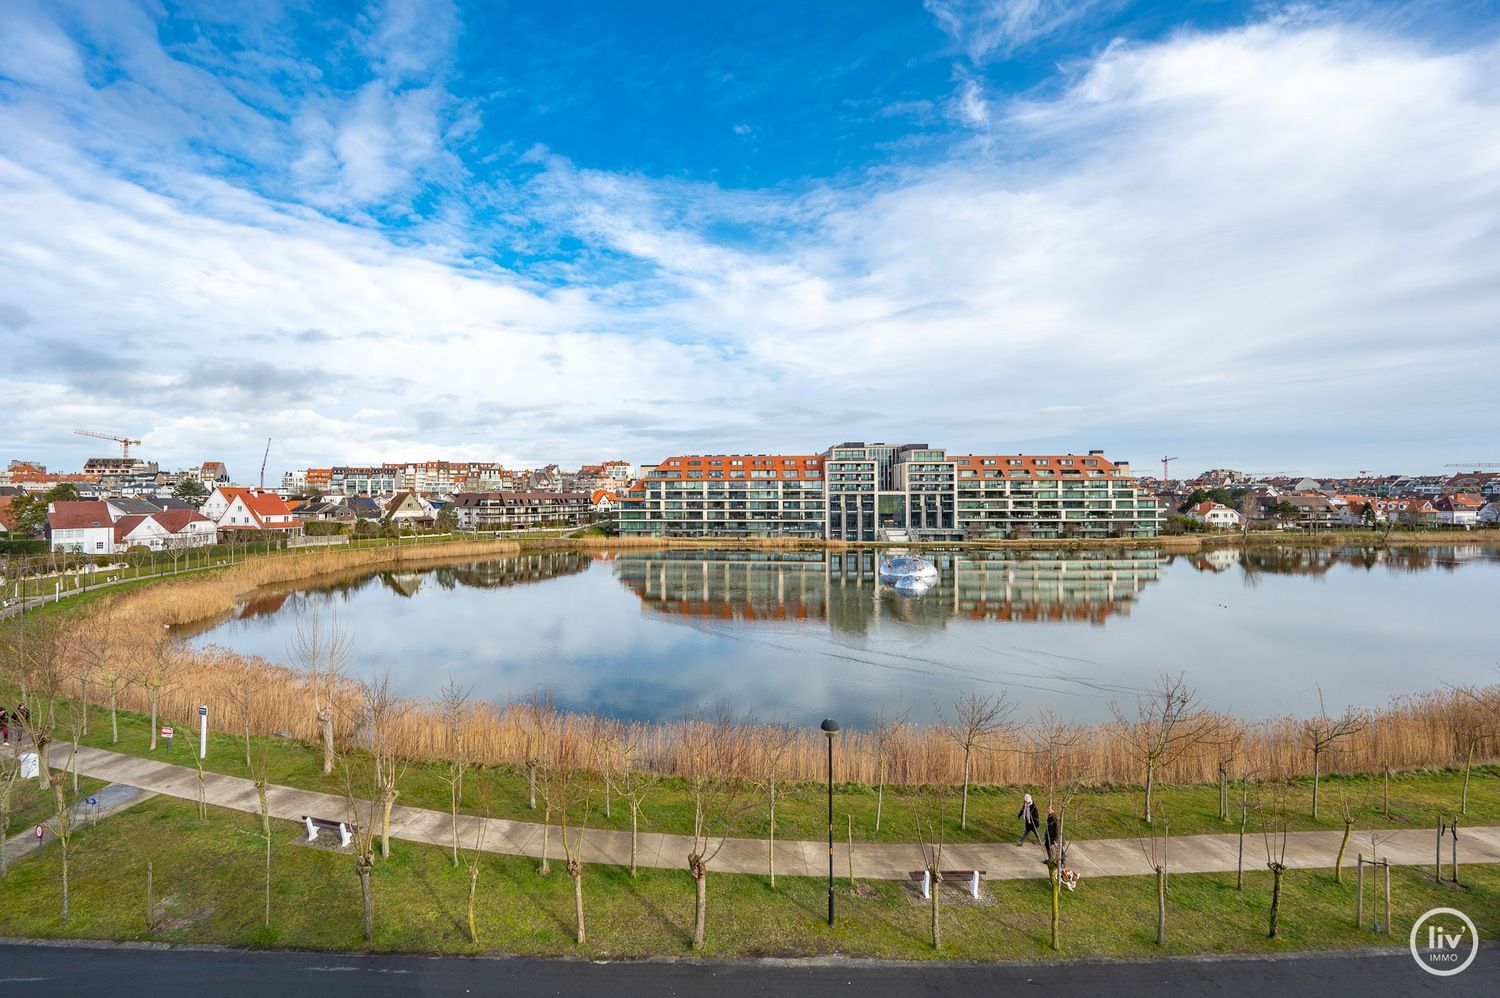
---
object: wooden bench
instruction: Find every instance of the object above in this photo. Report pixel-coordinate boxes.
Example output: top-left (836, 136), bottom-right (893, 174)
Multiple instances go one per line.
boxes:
top-left (908, 869), bottom-right (987, 900)
top-left (302, 815), bottom-right (359, 848)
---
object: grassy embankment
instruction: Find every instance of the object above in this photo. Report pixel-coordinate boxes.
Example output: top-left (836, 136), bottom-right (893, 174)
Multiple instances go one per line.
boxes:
top-left (0, 794), bottom-right (1494, 959)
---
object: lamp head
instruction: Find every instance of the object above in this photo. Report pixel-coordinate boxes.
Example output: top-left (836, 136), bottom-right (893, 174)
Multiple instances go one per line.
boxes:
top-left (820, 718), bottom-right (840, 737)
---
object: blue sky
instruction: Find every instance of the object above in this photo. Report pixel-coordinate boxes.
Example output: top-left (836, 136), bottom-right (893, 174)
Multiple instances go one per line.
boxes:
top-left (2, 0), bottom-right (1499, 479)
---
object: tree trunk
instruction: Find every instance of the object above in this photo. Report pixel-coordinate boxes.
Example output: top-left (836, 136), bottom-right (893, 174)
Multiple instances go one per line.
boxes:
top-left (1155, 865), bottom-right (1166, 945)
top-left (1267, 864), bottom-right (1283, 938)
top-left (358, 859), bottom-right (374, 941)
top-left (960, 750), bottom-right (971, 831)
top-left (1312, 751), bottom-right (1321, 819)
top-left (60, 839), bottom-right (70, 924)
top-left (629, 804), bottom-right (639, 878)
top-left (467, 866), bottom-right (479, 944)
top-left (572, 867), bottom-right (585, 945)
top-left (110, 686), bottom-right (119, 744)
top-left (692, 869), bottom-right (707, 950)
top-left (1218, 762), bottom-right (1228, 821)
top-left (768, 775), bottom-right (776, 887)
top-left (1462, 742), bottom-right (1474, 815)
top-left (380, 790), bottom-right (395, 860)
top-left (242, 713), bottom-right (251, 770)
top-left (450, 788), bottom-right (460, 868)
top-left (1383, 766), bottom-right (1390, 818)
top-left (527, 762), bottom-right (537, 810)
top-left (149, 696), bottom-right (159, 751)
top-left (320, 708), bottom-right (334, 777)
top-left (1237, 790), bottom-right (1248, 890)
top-left (1143, 762), bottom-right (1155, 824)
top-left (1335, 819), bottom-right (1352, 883)
top-left (1049, 864), bottom-right (1061, 951)
top-left (539, 810), bottom-right (550, 874)
top-left (264, 831), bottom-right (272, 928)
top-left (875, 762), bottom-right (885, 833)
top-left (929, 868), bottom-right (942, 950)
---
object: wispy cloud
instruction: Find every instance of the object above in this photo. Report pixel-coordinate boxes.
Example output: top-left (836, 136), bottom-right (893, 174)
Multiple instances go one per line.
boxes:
top-left (925, 0), bottom-right (1118, 60)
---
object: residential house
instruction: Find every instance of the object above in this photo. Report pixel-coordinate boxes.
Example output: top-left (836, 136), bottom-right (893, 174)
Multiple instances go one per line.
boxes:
top-left (1185, 500), bottom-right (1245, 530)
top-left (591, 489), bottom-right (620, 514)
top-left (1273, 493), bottom-right (1340, 529)
top-left (382, 490), bottom-right (436, 525)
top-left (202, 486), bottom-right (302, 535)
top-left (1478, 501), bottom-right (1500, 525)
top-left (292, 499), bottom-right (357, 527)
top-left (1432, 494), bottom-right (1483, 528)
top-left (46, 501), bottom-right (118, 554)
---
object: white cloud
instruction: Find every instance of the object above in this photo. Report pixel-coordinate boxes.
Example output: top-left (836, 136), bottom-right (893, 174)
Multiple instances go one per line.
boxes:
top-left (2, 11), bottom-right (1499, 477)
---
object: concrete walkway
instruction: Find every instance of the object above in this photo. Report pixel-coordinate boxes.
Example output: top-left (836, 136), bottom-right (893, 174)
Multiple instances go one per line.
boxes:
top-left (2, 782), bottom-right (156, 868)
top-left (43, 744), bottom-right (1500, 881)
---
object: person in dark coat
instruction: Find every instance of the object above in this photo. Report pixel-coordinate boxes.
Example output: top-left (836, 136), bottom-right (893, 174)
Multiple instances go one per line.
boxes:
top-left (1044, 803), bottom-right (1061, 858)
top-left (1017, 792), bottom-right (1041, 844)
top-left (0, 705), bottom-right (8, 746)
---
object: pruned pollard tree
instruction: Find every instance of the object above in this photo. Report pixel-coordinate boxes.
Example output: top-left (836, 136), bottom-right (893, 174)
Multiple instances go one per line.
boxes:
top-left (911, 785), bottom-right (947, 951)
top-left (1140, 816), bottom-right (1171, 946)
top-left (1302, 688), bottom-right (1367, 820)
top-left (541, 723), bottom-right (595, 946)
top-left (291, 608), bottom-right (350, 777)
top-left (1453, 688), bottom-right (1496, 815)
top-left (337, 745), bottom-right (382, 941)
top-left (1212, 715), bottom-right (1246, 822)
top-left (1262, 789), bottom-right (1291, 938)
top-left (360, 674), bottom-right (409, 860)
top-left (128, 629), bottom-right (183, 753)
top-left (681, 709), bottom-right (755, 951)
top-left (940, 690), bottom-right (1013, 831)
top-left (1112, 672), bottom-right (1214, 825)
top-left (761, 720), bottom-right (794, 887)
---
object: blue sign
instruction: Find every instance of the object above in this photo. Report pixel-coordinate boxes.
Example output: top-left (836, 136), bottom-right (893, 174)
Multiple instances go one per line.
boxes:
top-left (85, 796), bottom-right (99, 806)
top-left (198, 705), bottom-right (208, 716)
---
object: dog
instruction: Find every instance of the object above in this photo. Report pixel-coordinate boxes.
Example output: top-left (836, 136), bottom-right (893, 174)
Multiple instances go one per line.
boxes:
top-left (1059, 868), bottom-right (1080, 892)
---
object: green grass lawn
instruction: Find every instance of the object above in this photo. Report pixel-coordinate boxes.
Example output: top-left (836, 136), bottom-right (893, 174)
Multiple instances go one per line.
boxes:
top-left (68, 703), bottom-right (1500, 850)
top-left (0, 795), bottom-right (1493, 959)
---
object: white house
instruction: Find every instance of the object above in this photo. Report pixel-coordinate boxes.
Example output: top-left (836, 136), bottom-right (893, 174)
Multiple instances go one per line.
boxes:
top-left (203, 486), bottom-right (300, 533)
top-left (1478, 501), bottom-right (1500, 525)
top-left (47, 501), bottom-right (118, 554)
top-left (1185, 500), bottom-right (1245, 530)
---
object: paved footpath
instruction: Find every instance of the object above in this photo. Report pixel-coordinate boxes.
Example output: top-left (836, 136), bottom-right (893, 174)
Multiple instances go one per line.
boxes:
top-left (44, 743), bottom-right (1500, 881)
top-left (2, 782), bottom-right (156, 868)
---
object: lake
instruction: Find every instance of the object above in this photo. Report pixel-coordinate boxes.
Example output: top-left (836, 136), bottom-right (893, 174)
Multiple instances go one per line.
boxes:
top-left (181, 545), bottom-right (1500, 728)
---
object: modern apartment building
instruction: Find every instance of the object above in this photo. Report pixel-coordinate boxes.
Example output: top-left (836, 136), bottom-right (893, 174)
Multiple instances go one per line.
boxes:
top-left (618, 441), bottom-right (1161, 540)
top-left (449, 490), bottom-right (592, 529)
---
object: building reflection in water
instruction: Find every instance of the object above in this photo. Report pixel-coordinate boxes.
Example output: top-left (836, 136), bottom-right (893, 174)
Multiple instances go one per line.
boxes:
top-left (611, 549), bottom-right (1167, 632)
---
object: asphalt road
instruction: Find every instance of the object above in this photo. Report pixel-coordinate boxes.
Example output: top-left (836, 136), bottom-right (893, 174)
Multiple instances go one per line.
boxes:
top-left (0, 943), bottom-right (1491, 997)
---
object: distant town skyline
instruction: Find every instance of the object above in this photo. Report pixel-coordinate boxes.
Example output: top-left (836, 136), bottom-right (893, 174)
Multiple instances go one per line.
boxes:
top-left (3, 1), bottom-right (1498, 479)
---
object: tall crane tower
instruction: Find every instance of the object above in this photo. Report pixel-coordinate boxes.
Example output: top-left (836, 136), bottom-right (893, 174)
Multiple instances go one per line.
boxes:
top-left (1160, 454), bottom-right (1179, 480)
top-left (73, 429), bottom-right (142, 459)
top-left (1443, 463), bottom-right (1500, 468)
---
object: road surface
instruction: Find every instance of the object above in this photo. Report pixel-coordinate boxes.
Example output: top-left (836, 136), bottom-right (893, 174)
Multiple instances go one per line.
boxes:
top-left (0, 942), bottom-right (1489, 996)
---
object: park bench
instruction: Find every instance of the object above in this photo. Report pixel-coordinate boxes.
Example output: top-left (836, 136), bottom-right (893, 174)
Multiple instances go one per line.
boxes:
top-left (908, 869), bottom-right (986, 900)
top-left (302, 815), bottom-right (358, 848)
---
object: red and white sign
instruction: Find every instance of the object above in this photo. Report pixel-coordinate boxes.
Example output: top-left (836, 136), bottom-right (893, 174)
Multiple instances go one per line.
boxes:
top-left (35, 825), bottom-right (44, 839)
top-left (160, 726), bottom-right (173, 738)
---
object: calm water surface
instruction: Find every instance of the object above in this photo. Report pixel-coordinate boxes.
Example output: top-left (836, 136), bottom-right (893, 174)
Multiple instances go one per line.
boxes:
top-left (182, 546), bottom-right (1500, 727)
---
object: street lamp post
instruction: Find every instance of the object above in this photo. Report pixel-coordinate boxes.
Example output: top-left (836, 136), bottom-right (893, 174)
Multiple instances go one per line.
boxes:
top-left (820, 718), bottom-right (840, 928)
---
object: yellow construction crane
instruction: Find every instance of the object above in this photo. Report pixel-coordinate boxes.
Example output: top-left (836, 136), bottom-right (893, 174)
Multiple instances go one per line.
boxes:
top-left (73, 429), bottom-right (143, 459)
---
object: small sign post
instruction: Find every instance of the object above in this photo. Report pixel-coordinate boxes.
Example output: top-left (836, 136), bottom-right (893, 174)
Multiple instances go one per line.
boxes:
top-left (161, 725), bottom-right (173, 752)
top-left (198, 705), bottom-right (208, 759)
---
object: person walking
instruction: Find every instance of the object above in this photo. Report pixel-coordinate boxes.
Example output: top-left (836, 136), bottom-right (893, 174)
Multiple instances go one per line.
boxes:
top-left (1044, 803), bottom-right (1060, 858)
top-left (1017, 792), bottom-right (1041, 844)
top-left (0, 705), bottom-right (8, 746)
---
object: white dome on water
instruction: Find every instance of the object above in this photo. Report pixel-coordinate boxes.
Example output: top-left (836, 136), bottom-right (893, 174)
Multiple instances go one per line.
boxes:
top-left (878, 555), bottom-right (939, 595)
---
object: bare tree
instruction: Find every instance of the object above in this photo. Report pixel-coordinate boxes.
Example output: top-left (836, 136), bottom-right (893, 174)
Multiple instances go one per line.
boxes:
top-left (1026, 710), bottom-right (1087, 951)
top-left (1453, 689), bottom-right (1495, 815)
top-left (681, 709), bottom-right (755, 951)
top-left (911, 785), bottom-right (947, 951)
top-left (541, 723), bottom-right (594, 946)
top-left (248, 730), bottom-right (273, 928)
top-left (871, 706), bottom-right (910, 834)
top-left (1334, 792), bottom-right (1357, 883)
top-left (223, 672), bottom-right (260, 770)
top-left (613, 731), bottom-right (659, 878)
top-left (291, 608), bottom-right (350, 777)
top-left (1302, 688), bottom-right (1367, 819)
top-left (337, 747), bottom-right (381, 941)
top-left (15, 697), bottom-right (78, 923)
top-left (1140, 815), bottom-right (1171, 946)
top-left (463, 799), bottom-right (489, 945)
top-left (1212, 715), bottom-right (1245, 822)
top-left (1112, 672), bottom-right (1214, 824)
top-left (0, 737), bottom-right (38, 878)
top-left (360, 674), bottom-right (409, 860)
top-left (132, 631), bottom-right (184, 753)
top-left (437, 678), bottom-right (472, 867)
top-left (761, 721), bottom-right (794, 887)
top-left (1262, 789), bottom-right (1291, 938)
top-left (939, 690), bottom-right (1013, 830)
top-left (1238, 491), bottom-right (1259, 539)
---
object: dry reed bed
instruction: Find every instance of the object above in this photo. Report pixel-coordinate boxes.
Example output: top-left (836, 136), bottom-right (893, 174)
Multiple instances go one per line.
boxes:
top-left (30, 539), bottom-right (1500, 789)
